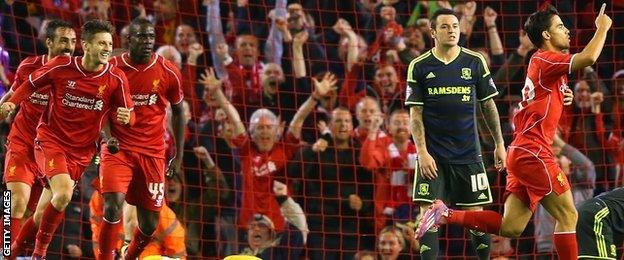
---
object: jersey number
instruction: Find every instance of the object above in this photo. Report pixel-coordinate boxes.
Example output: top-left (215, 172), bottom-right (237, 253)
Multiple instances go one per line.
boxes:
top-left (148, 182), bottom-right (164, 201)
top-left (470, 173), bottom-right (488, 192)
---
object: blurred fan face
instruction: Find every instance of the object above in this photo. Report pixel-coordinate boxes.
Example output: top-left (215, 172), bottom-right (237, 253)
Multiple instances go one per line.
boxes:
top-left (389, 112), bottom-right (409, 142)
top-left (378, 232), bottom-right (402, 260)
top-left (80, 0), bottom-right (108, 21)
top-left (573, 81), bottom-right (591, 108)
top-left (261, 64), bottom-right (285, 95)
top-left (375, 66), bottom-right (398, 95)
top-left (175, 25), bottom-right (197, 55)
top-left (83, 32), bottom-right (112, 66)
top-left (287, 4), bottom-right (305, 31)
top-left (432, 14), bottom-right (460, 47)
top-left (236, 36), bottom-right (259, 67)
top-left (404, 28), bottom-right (425, 52)
top-left (356, 98), bottom-right (381, 131)
top-left (247, 222), bottom-right (272, 249)
top-left (128, 23), bottom-right (156, 63)
top-left (251, 116), bottom-right (278, 152)
top-left (380, 6), bottom-right (396, 23)
top-left (48, 27), bottom-right (77, 58)
top-left (165, 175), bottom-right (182, 203)
top-left (331, 109), bottom-right (354, 142)
top-left (546, 15), bottom-right (570, 50)
top-left (153, 0), bottom-right (177, 21)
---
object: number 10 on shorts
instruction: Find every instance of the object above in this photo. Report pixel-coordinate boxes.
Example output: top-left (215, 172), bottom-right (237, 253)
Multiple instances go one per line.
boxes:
top-left (470, 173), bottom-right (488, 192)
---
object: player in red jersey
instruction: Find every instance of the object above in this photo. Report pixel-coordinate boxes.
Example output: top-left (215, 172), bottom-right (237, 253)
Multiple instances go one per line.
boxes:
top-left (416, 4), bottom-right (611, 260)
top-left (0, 19), bottom-right (135, 258)
top-left (96, 18), bottom-right (185, 260)
top-left (0, 19), bottom-right (76, 254)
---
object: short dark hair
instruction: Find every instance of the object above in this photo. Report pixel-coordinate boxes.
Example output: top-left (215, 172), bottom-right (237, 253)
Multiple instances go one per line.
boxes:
top-left (81, 19), bottom-right (115, 42)
top-left (430, 8), bottom-right (458, 29)
top-left (129, 17), bottom-right (153, 33)
top-left (46, 19), bottom-right (74, 41)
top-left (524, 5), bottom-right (559, 48)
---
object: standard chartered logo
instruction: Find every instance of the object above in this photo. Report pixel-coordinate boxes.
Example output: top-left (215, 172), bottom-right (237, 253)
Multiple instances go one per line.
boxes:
top-left (132, 93), bottom-right (159, 106)
top-left (61, 93), bottom-right (103, 111)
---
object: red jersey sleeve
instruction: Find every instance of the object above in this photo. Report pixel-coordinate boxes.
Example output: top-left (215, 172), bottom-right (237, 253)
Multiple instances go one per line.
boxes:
top-left (163, 60), bottom-right (184, 105)
top-left (8, 56), bottom-right (70, 104)
top-left (231, 133), bottom-right (251, 155)
top-left (10, 56), bottom-right (38, 92)
top-left (535, 51), bottom-right (573, 84)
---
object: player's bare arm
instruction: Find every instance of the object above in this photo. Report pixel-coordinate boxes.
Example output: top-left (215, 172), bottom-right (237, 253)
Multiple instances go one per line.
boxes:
top-left (168, 102), bottom-right (185, 175)
top-left (200, 67), bottom-right (246, 137)
top-left (570, 3), bottom-right (611, 71)
top-left (479, 98), bottom-right (506, 171)
top-left (409, 106), bottom-right (437, 180)
top-left (288, 73), bottom-right (337, 138)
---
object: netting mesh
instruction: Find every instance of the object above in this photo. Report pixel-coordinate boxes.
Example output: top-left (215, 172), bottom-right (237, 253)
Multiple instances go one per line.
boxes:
top-left (0, 0), bottom-right (624, 259)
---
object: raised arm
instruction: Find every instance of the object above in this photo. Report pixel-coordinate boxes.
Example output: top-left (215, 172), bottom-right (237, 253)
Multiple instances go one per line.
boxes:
top-left (292, 31), bottom-right (308, 78)
top-left (484, 7), bottom-right (504, 57)
top-left (288, 73), bottom-right (337, 138)
top-left (571, 4), bottom-right (612, 71)
top-left (199, 68), bottom-right (246, 137)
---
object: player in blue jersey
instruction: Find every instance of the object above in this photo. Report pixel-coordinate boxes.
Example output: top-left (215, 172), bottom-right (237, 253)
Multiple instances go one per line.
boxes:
top-left (405, 8), bottom-right (506, 259)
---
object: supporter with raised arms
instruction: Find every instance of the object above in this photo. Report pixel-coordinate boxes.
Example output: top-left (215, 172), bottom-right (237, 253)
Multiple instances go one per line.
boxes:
top-left (199, 66), bottom-right (335, 233)
top-left (0, 19), bottom-right (135, 258)
top-left (417, 4), bottom-right (612, 260)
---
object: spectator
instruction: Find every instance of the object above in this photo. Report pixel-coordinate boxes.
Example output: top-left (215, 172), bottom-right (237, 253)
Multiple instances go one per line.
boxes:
top-left (79, 0), bottom-right (109, 23)
top-left (200, 67), bottom-right (334, 232)
top-left (153, 0), bottom-right (178, 45)
top-left (288, 106), bottom-right (375, 260)
top-left (354, 96), bottom-right (391, 144)
top-left (560, 74), bottom-right (616, 195)
top-left (238, 181), bottom-right (308, 259)
top-left (361, 109), bottom-right (417, 232)
top-left (112, 24), bottom-right (130, 57)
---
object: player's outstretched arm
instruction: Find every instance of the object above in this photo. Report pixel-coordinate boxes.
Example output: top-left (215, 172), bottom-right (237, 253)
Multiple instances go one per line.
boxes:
top-left (288, 73), bottom-right (337, 139)
top-left (571, 3), bottom-right (612, 72)
top-left (199, 68), bottom-right (246, 137)
top-left (480, 98), bottom-right (506, 171)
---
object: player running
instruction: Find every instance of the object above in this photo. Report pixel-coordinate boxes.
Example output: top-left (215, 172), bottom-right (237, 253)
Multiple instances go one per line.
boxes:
top-left (97, 17), bottom-right (185, 260)
top-left (0, 20), bottom-right (76, 256)
top-left (0, 19), bottom-right (135, 258)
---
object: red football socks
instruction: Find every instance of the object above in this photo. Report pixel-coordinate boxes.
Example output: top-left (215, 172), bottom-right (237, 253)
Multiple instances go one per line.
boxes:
top-left (32, 205), bottom-right (64, 257)
top-left (553, 232), bottom-right (578, 260)
top-left (11, 217), bottom-right (38, 257)
top-left (447, 210), bottom-right (503, 234)
top-left (123, 228), bottom-right (153, 260)
top-left (98, 219), bottom-right (122, 260)
top-left (10, 217), bottom-right (22, 245)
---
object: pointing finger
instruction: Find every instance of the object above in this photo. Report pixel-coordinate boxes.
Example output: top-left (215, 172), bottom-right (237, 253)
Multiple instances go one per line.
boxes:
top-left (599, 3), bottom-right (606, 16)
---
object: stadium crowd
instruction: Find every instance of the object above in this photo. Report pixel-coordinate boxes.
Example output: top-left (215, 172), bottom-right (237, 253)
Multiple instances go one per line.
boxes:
top-left (0, 0), bottom-right (623, 259)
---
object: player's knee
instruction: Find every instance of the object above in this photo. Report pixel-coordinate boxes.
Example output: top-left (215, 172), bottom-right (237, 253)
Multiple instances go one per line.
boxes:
top-left (50, 191), bottom-right (73, 210)
top-left (555, 207), bottom-right (578, 230)
top-left (10, 197), bottom-right (28, 217)
top-left (500, 226), bottom-right (524, 238)
top-left (103, 194), bottom-right (125, 222)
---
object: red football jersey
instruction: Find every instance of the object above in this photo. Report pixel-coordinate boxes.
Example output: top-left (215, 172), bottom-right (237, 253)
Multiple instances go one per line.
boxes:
top-left (9, 56), bottom-right (134, 150)
top-left (110, 53), bottom-right (184, 158)
top-left (232, 132), bottom-right (301, 231)
top-left (513, 50), bottom-right (573, 149)
top-left (7, 55), bottom-right (51, 146)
